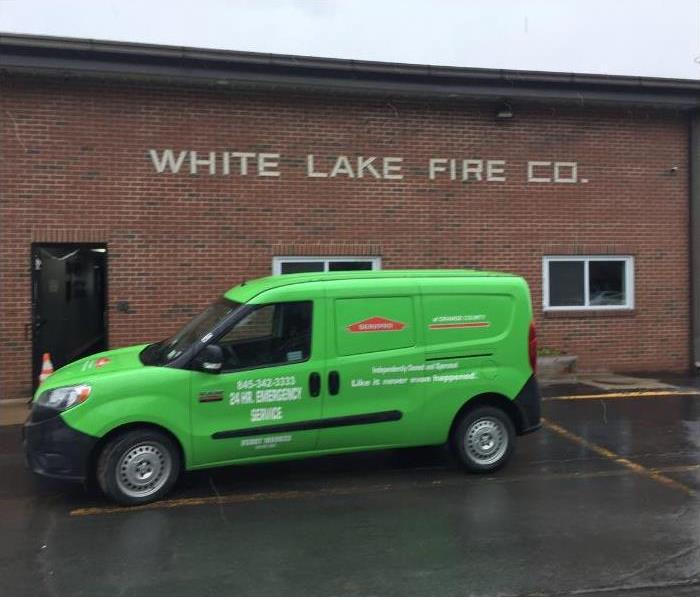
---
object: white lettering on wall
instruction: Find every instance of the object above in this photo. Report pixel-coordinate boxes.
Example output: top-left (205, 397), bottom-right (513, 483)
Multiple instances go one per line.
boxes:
top-left (330, 156), bottom-right (355, 178)
top-left (528, 161), bottom-right (551, 182)
top-left (430, 158), bottom-right (505, 182)
top-left (554, 161), bottom-right (578, 183)
top-left (306, 155), bottom-right (404, 180)
top-left (429, 158), bottom-right (448, 180)
top-left (383, 157), bottom-right (404, 180)
top-left (357, 156), bottom-right (380, 179)
top-left (462, 159), bottom-right (483, 181)
top-left (486, 160), bottom-right (506, 182)
top-left (149, 149), bottom-right (281, 176)
top-left (527, 161), bottom-right (579, 183)
top-left (190, 151), bottom-right (216, 175)
top-left (306, 154), bottom-right (327, 178)
top-left (149, 149), bottom-right (188, 174)
top-left (232, 152), bottom-right (256, 175)
top-left (148, 150), bottom-right (585, 184)
top-left (258, 153), bottom-right (280, 177)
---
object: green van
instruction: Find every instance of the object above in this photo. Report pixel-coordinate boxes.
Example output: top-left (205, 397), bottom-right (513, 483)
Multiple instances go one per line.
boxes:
top-left (24, 270), bottom-right (541, 505)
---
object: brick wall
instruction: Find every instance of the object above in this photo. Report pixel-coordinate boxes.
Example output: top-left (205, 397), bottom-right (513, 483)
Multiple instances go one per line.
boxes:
top-left (0, 73), bottom-right (690, 397)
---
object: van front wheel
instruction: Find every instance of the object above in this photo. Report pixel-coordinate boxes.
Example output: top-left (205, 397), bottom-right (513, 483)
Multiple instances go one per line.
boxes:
top-left (97, 429), bottom-right (180, 505)
top-left (452, 407), bottom-right (515, 473)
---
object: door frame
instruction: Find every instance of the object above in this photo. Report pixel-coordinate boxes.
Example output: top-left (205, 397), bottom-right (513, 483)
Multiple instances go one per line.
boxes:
top-left (30, 242), bottom-right (109, 390)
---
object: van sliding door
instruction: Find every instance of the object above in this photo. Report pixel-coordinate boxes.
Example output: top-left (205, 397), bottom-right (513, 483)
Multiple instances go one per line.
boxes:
top-left (318, 283), bottom-right (427, 451)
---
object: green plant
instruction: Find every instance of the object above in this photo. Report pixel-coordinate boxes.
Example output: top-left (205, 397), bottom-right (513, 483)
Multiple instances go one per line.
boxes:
top-left (537, 347), bottom-right (563, 357)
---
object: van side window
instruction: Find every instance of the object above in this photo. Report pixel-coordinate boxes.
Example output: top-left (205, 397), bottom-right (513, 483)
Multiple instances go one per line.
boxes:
top-left (217, 301), bottom-right (312, 371)
top-left (335, 296), bottom-right (416, 356)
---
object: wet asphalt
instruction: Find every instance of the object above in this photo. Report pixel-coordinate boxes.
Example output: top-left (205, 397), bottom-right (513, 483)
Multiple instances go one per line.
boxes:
top-left (2, 381), bottom-right (700, 596)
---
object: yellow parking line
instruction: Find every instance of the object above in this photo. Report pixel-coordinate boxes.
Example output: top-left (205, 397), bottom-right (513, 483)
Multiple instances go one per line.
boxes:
top-left (650, 464), bottom-right (700, 475)
top-left (70, 485), bottom-right (392, 517)
top-left (545, 390), bottom-right (700, 401)
top-left (70, 462), bottom-right (700, 517)
top-left (541, 417), bottom-right (696, 497)
top-left (71, 489), bottom-right (316, 516)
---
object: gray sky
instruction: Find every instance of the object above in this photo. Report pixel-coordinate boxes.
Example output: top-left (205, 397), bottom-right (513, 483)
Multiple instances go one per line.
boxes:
top-left (1, 0), bottom-right (699, 79)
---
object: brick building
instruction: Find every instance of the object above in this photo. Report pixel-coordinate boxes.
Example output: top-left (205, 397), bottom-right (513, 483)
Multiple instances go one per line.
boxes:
top-left (2, 33), bottom-right (700, 398)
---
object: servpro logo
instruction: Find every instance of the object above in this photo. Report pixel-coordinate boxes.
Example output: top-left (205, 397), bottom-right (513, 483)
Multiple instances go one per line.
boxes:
top-left (347, 317), bottom-right (406, 333)
top-left (81, 357), bottom-right (111, 371)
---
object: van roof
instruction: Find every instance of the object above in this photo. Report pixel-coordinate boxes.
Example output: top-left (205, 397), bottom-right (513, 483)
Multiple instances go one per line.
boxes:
top-left (224, 269), bottom-right (520, 303)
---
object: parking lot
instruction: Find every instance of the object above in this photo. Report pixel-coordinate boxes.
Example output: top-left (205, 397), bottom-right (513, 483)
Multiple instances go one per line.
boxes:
top-left (2, 381), bottom-right (700, 596)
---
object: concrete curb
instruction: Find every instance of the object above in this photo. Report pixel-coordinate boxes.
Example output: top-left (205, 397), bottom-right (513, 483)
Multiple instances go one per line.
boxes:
top-left (0, 398), bottom-right (30, 406)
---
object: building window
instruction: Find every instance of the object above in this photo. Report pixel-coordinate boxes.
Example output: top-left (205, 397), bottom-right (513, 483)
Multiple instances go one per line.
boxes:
top-left (272, 256), bottom-right (381, 275)
top-left (543, 256), bottom-right (634, 310)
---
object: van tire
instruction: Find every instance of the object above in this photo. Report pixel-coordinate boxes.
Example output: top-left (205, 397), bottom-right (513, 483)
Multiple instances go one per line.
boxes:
top-left (96, 428), bottom-right (180, 505)
top-left (451, 406), bottom-right (515, 473)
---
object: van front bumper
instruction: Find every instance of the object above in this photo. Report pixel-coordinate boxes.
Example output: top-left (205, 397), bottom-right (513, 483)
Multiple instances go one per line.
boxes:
top-left (513, 375), bottom-right (542, 434)
top-left (23, 408), bottom-right (98, 482)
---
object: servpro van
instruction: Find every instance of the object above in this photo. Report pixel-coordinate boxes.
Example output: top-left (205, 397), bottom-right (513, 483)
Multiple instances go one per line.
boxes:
top-left (24, 270), bottom-right (541, 505)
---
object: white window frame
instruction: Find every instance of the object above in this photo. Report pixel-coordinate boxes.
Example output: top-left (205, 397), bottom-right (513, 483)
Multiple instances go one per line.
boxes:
top-left (272, 256), bottom-right (382, 275)
top-left (542, 255), bottom-right (634, 311)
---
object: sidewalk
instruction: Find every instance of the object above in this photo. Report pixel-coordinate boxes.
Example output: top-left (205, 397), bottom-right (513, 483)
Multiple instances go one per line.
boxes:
top-left (538, 371), bottom-right (700, 398)
top-left (0, 399), bottom-right (29, 426)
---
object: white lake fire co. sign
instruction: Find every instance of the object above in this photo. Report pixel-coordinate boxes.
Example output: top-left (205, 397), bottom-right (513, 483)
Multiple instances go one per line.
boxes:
top-left (148, 150), bottom-right (589, 184)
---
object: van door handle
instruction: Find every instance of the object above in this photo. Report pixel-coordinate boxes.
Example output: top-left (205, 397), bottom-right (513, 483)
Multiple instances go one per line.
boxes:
top-left (309, 372), bottom-right (321, 397)
top-left (328, 371), bottom-right (340, 395)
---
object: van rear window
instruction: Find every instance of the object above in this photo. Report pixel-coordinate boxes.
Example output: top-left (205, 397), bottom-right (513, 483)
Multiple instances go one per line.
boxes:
top-left (335, 297), bottom-right (416, 356)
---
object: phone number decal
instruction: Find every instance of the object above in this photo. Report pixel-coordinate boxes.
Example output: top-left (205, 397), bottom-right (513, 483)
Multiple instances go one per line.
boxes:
top-left (237, 376), bottom-right (297, 391)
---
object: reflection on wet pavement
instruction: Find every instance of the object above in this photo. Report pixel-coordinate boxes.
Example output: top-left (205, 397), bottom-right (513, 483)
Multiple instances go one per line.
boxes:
top-left (2, 389), bottom-right (700, 595)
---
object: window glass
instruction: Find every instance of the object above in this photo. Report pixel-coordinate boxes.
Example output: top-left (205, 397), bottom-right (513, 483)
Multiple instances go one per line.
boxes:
top-left (142, 298), bottom-right (240, 365)
top-left (220, 305), bottom-right (275, 343)
top-left (217, 302), bottom-right (312, 371)
top-left (280, 261), bottom-right (325, 275)
top-left (545, 257), bottom-right (632, 309)
top-left (549, 261), bottom-right (585, 307)
top-left (328, 261), bottom-right (374, 271)
top-left (589, 261), bottom-right (625, 306)
top-left (274, 257), bottom-right (380, 275)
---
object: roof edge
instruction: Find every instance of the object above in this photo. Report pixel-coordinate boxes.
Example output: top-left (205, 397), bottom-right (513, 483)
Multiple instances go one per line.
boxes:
top-left (2, 32), bottom-right (700, 107)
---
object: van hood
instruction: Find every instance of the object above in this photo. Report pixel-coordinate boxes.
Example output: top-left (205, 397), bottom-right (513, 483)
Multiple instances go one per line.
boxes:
top-left (37, 345), bottom-right (148, 391)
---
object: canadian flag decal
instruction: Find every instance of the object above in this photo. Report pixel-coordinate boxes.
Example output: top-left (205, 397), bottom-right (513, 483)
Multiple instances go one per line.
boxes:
top-left (347, 316), bottom-right (406, 333)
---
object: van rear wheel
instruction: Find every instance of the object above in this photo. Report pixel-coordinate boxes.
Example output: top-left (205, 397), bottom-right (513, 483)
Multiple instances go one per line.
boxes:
top-left (97, 428), bottom-right (180, 505)
top-left (452, 406), bottom-right (515, 473)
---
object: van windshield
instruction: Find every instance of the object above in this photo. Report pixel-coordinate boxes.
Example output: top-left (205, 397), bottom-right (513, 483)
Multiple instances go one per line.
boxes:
top-left (140, 298), bottom-right (241, 366)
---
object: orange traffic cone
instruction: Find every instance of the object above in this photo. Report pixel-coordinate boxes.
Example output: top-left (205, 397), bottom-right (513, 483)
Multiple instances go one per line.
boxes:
top-left (39, 352), bottom-right (54, 383)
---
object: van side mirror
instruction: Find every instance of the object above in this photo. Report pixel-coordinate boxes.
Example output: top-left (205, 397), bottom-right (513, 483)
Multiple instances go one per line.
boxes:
top-left (192, 344), bottom-right (223, 374)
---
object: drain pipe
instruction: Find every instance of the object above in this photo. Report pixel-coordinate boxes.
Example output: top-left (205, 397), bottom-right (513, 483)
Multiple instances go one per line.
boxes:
top-left (690, 111), bottom-right (700, 368)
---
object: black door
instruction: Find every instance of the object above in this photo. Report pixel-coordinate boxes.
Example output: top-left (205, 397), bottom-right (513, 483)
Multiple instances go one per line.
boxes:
top-left (31, 244), bottom-right (107, 389)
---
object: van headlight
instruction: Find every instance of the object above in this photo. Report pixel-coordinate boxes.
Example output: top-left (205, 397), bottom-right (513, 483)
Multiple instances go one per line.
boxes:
top-left (35, 385), bottom-right (92, 411)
